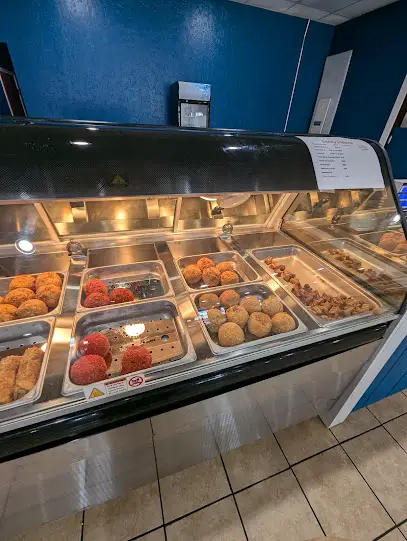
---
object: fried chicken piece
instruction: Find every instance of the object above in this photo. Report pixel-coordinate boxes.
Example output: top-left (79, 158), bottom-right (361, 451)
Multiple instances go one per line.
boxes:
top-left (0, 356), bottom-right (20, 404)
top-left (13, 346), bottom-right (44, 400)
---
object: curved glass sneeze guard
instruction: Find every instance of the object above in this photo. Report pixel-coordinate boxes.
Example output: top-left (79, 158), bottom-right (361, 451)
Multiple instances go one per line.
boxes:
top-left (282, 188), bottom-right (407, 311)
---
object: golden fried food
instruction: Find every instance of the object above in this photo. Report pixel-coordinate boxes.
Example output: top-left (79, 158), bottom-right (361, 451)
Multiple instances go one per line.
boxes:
top-left (207, 308), bottom-right (227, 333)
top-left (0, 296), bottom-right (3, 304)
top-left (0, 304), bottom-right (18, 322)
top-left (240, 295), bottom-right (261, 314)
top-left (196, 257), bottom-right (215, 272)
top-left (36, 272), bottom-right (62, 289)
top-left (271, 312), bottom-right (296, 334)
top-left (393, 241), bottom-right (407, 254)
top-left (14, 346), bottom-right (44, 399)
top-left (198, 293), bottom-right (220, 310)
top-left (220, 271), bottom-right (239, 286)
top-left (183, 264), bottom-right (202, 286)
top-left (0, 356), bottom-right (20, 404)
top-left (219, 289), bottom-right (240, 309)
top-left (226, 305), bottom-right (249, 328)
top-left (16, 299), bottom-right (48, 319)
top-left (218, 322), bottom-right (244, 347)
top-left (9, 275), bottom-right (36, 291)
top-left (261, 297), bottom-right (283, 317)
top-left (248, 312), bottom-right (272, 338)
top-left (5, 288), bottom-right (35, 308)
top-left (216, 261), bottom-right (234, 274)
top-left (202, 267), bottom-right (221, 287)
top-left (36, 284), bottom-right (61, 309)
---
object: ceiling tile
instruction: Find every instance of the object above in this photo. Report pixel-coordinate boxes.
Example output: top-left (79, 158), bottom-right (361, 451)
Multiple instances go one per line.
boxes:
top-left (246, 0), bottom-right (294, 11)
top-left (336, 0), bottom-right (399, 18)
top-left (300, 0), bottom-right (356, 10)
top-left (285, 3), bottom-right (330, 18)
top-left (319, 13), bottom-right (350, 23)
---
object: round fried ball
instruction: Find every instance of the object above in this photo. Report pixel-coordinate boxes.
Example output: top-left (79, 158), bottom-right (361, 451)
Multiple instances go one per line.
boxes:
top-left (271, 312), bottom-right (296, 334)
top-left (202, 267), bottom-right (221, 287)
top-left (36, 272), bottom-right (62, 289)
top-left (198, 293), bottom-right (220, 310)
top-left (16, 299), bottom-right (48, 319)
top-left (36, 284), bottom-right (61, 309)
top-left (248, 312), bottom-right (272, 338)
top-left (70, 354), bottom-right (107, 385)
top-left (393, 242), bottom-right (407, 254)
top-left (240, 295), bottom-right (262, 314)
top-left (262, 297), bottom-right (284, 318)
top-left (121, 346), bottom-right (152, 374)
top-left (219, 289), bottom-right (240, 309)
top-left (0, 304), bottom-right (18, 322)
top-left (183, 264), bottom-right (202, 286)
top-left (196, 257), bottom-right (215, 272)
top-left (83, 293), bottom-right (110, 308)
top-left (79, 333), bottom-right (110, 357)
top-left (226, 305), bottom-right (249, 328)
top-left (218, 322), bottom-right (245, 347)
top-left (216, 261), bottom-right (234, 274)
top-left (109, 288), bottom-right (135, 304)
top-left (84, 278), bottom-right (108, 297)
top-left (221, 271), bottom-right (239, 286)
top-left (9, 275), bottom-right (36, 291)
top-left (207, 308), bottom-right (227, 333)
top-left (5, 288), bottom-right (35, 308)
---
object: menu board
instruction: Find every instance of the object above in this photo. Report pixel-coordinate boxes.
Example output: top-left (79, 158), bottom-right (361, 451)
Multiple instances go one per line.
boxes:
top-left (297, 136), bottom-right (385, 190)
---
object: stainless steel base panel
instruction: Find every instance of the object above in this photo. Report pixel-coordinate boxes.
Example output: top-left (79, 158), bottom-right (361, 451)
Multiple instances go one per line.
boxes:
top-left (0, 338), bottom-right (380, 540)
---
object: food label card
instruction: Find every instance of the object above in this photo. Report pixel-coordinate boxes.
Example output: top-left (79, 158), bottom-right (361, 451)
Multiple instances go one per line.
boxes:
top-left (297, 136), bottom-right (385, 190)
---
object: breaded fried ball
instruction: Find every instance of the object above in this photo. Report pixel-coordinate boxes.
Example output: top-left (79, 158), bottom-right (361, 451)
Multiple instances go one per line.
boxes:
top-left (5, 288), bottom-right (35, 308)
top-left (202, 267), bottom-right (221, 287)
top-left (16, 299), bottom-right (48, 319)
top-left (218, 322), bottom-right (244, 347)
top-left (183, 264), bottom-right (202, 286)
top-left (226, 305), bottom-right (249, 328)
top-left (262, 297), bottom-right (284, 318)
top-left (248, 312), bottom-right (272, 338)
top-left (196, 257), bottom-right (215, 272)
top-left (393, 241), bottom-right (407, 254)
top-left (36, 272), bottom-right (62, 289)
top-left (216, 261), bottom-right (234, 274)
top-left (221, 271), bottom-right (239, 286)
top-left (198, 293), bottom-right (220, 310)
top-left (9, 275), bottom-right (36, 291)
top-left (240, 295), bottom-right (262, 314)
top-left (219, 289), bottom-right (240, 309)
top-left (36, 284), bottom-right (62, 309)
top-left (271, 312), bottom-right (296, 334)
top-left (0, 304), bottom-right (18, 322)
top-left (207, 308), bottom-right (227, 333)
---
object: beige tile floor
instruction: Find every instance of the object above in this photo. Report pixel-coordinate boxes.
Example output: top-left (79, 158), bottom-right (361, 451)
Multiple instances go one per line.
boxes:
top-left (8, 390), bottom-right (407, 541)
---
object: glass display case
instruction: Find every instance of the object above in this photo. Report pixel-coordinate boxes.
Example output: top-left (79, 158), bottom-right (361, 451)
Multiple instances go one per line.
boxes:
top-left (0, 118), bottom-right (405, 460)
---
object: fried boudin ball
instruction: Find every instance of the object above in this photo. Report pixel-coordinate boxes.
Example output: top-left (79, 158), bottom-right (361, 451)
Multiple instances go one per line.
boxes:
top-left (5, 288), bottom-right (35, 308)
top-left (0, 304), bottom-right (18, 322)
top-left (36, 272), bottom-right (62, 289)
top-left (271, 312), bottom-right (296, 334)
top-left (226, 305), bottom-right (249, 328)
top-left (240, 295), bottom-right (262, 314)
top-left (220, 271), bottom-right (239, 286)
top-left (196, 257), bottom-right (215, 272)
top-left (16, 299), bottom-right (48, 319)
top-left (218, 322), bottom-right (244, 347)
top-left (202, 267), bottom-right (221, 287)
top-left (219, 289), bottom-right (240, 309)
top-left (36, 284), bottom-right (61, 309)
top-left (216, 261), bottom-right (234, 274)
top-left (9, 275), bottom-right (36, 291)
top-left (261, 297), bottom-right (284, 318)
top-left (207, 308), bottom-right (227, 333)
top-left (183, 265), bottom-right (202, 286)
top-left (248, 312), bottom-right (272, 338)
top-left (198, 293), bottom-right (220, 310)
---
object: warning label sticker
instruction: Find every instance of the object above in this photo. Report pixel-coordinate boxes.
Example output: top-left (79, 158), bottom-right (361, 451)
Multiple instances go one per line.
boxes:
top-left (83, 373), bottom-right (146, 401)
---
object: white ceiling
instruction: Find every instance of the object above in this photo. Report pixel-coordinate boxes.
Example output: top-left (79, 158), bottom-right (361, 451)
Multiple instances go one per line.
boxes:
top-left (231, 0), bottom-right (399, 25)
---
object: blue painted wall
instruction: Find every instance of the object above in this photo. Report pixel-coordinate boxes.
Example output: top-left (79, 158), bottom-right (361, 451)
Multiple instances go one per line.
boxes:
top-left (330, 0), bottom-right (407, 142)
top-left (0, 0), bottom-right (333, 131)
top-left (387, 129), bottom-right (407, 180)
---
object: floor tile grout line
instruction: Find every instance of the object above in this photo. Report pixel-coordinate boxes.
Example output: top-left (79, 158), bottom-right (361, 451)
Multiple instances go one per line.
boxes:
top-left (163, 494), bottom-right (231, 528)
top-left (328, 417), bottom-right (383, 444)
top-left (373, 517), bottom-right (407, 541)
top-left (339, 442), bottom-right (397, 527)
top-left (381, 422), bottom-right (407, 458)
top-left (381, 409), bottom-right (407, 426)
top-left (218, 453), bottom-right (250, 541)
top-left (128, 525), bottom-right (166, 541)
top-left (150, 419), bottom-right (167, 541)
top-left (80, 510), bottom-right (85, 541)
top-left (232, 466), bottom-right (291, 495)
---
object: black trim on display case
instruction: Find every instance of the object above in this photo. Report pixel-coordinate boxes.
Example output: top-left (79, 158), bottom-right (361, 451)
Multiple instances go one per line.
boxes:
top-left (0, 322), bottom-right (387, 463)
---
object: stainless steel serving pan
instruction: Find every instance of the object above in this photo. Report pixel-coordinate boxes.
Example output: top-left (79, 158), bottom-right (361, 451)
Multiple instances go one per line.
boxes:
top-left (77, 261), bottom-right (174, 312)
top-left (357, 230), bottom-right (407, 259)
top-left (175, 251), bottom-right (260, 293)
top-left (63, 298), bottom-right (196, 396)
top-left (0, 272), bottom-right (66, 327)
top-left (0, 318), bottom-right (54, 411)
top-left (309, 238), bottom-right (407, 308)
top-left (250, 245), bottom-right (383, 327)
top-left (191, 283), bottom-right (307, 356)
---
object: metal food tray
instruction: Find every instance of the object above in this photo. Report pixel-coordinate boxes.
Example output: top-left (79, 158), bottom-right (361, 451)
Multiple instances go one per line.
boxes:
top-left (250, 245), bottom-right (383, 327)
top-left (63, 298), bottom-right (196, 396)
top-left (0, 318), bottom-right (54, 411)
top-left (78, 261), bottom-right (174, 312)
top-left (191, 283), bottom-right (307, 356)
top-left (0, 272), bottom-right (66, 327)
top-left (309, 239), bottom-right (407, 307)
top-left (175, 251), bottom-right (260, 292)
top-left (358, 230), bottom-right (407, 259)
